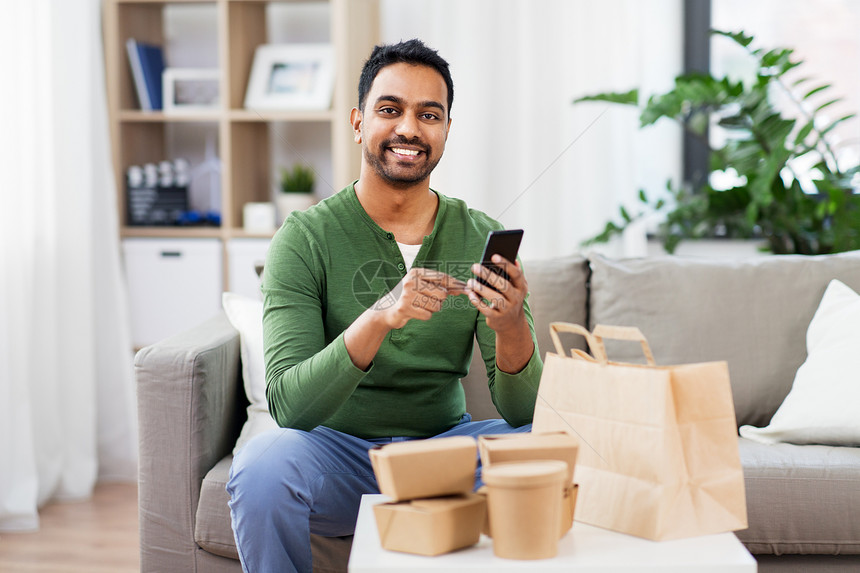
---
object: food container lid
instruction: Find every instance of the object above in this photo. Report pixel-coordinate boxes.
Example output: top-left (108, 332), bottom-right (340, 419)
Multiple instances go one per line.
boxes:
top-left (482, 460), bottom-right (567, 488)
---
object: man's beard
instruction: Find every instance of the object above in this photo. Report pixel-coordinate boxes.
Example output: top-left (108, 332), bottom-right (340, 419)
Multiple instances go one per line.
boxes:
top-left (363, 137), bottom-right (442, 189)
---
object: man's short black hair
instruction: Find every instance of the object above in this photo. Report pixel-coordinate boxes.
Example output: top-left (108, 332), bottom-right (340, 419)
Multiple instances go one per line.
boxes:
top-left (357, 39), bottom-right (454, 116)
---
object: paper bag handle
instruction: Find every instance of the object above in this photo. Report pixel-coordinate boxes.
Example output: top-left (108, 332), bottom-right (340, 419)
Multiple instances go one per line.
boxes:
top-left (592, 324), bottom-right (656, 366)
top-left (549, 322), bottom-right (608, 363)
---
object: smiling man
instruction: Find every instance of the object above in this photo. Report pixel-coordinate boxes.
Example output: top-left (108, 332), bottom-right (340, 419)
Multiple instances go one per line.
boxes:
top-left (226, 39), bottom-right (543, 573)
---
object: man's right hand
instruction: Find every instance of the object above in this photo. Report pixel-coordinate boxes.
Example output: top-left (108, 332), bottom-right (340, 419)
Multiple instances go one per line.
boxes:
top-left (376, 268), bottom-right (466, 329)
top-left (344, 268), bottom-right (465, 370)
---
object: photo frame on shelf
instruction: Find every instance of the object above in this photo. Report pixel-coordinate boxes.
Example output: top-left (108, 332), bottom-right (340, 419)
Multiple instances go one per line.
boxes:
top-left (244, 44), bottom-right (334, 111)
top-left (163, 68), bottom-right (220, 114)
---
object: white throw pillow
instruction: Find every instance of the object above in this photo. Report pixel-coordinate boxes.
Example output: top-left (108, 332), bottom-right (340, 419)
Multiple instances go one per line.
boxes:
top-left (740, 279), bottom-right (860, 446)
top-left (222, 292), bottom-right (278, 452)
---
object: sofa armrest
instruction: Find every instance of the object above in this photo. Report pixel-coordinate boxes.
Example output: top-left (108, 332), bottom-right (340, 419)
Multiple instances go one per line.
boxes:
top-left (135, 312), bottom-right (243, 572)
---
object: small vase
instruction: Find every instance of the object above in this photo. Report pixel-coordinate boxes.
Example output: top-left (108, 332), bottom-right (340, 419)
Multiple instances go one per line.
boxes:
top-left (276, 193), bottom-right (316, 224)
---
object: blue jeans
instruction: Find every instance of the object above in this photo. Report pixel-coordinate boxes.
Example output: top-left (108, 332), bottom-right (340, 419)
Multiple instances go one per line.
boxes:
top-left (226, 413), bottom-right (530, 573)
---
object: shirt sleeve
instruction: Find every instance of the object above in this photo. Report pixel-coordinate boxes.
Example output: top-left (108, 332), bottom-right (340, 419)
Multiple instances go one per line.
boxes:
top-left (261, 219), bottom-right (369, 430)
top-left (475, 291), bottom-right (543, 427)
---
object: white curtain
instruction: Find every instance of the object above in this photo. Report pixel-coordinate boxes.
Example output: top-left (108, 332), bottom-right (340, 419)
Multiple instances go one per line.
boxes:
top-left (0, 0), bottom-right (137, 531)
top-left (381, 0), bottom-right (684, 260)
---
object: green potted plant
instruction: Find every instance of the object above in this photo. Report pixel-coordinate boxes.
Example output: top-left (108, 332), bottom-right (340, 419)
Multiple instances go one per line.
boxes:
top-left (276, 163), bottom-right (316, 223)
top-left (576, 30), bottom-right (859, 255)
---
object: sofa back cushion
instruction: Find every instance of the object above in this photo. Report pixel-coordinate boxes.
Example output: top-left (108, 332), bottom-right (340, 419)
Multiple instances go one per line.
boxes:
top-left (587, 251), bottom-right (860, 427)
top-left (525, 255), bottom-right (591, 361)
top-left (462, 255), bottom-right (590, 420)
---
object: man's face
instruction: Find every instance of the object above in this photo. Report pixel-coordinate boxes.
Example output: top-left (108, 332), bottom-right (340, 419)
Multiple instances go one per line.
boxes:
top-left (356, 62), bottom-right (451, 188)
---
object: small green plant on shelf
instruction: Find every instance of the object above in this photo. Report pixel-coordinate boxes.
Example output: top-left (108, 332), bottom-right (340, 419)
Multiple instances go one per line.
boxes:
top-left (279, 163), bottom-right (315, 194)
top-left (576, 29), bottom-right (860, 255)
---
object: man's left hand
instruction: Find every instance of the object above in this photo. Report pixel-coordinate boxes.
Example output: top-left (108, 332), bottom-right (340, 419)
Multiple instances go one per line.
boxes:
top-left (465, 255), bottom-right (528, 333)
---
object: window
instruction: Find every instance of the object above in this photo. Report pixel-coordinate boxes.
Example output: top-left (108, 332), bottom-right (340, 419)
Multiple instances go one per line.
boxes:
top-left (684, 0), bottom-right (860, 190)
top-left (712, 0), bottom-right (860, 187)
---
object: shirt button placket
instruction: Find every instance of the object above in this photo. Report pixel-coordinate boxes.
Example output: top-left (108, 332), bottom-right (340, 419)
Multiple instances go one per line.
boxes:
top-left (388, 232), bottom-right (407, 342)
top-left (387, 233), bottom-right (406, 276)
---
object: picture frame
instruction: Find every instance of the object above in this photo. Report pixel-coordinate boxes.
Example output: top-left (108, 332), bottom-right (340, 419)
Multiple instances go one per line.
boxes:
top-left (162, 68), bottom-right (220, 114)
top-left (244, 44), bottom-right (334, 111)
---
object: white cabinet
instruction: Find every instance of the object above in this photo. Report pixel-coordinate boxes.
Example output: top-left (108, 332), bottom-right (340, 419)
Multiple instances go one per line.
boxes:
top-left (123, 238), bottom-right (223, 347)
top-left (227, 238), bottom-right (270, 300)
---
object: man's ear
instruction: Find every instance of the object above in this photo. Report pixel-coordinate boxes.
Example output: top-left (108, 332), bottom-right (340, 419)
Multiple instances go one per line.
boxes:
top-left (445, 117), bottom-right (452, 141)
top-left (350, 107), bottom-right (362, 144)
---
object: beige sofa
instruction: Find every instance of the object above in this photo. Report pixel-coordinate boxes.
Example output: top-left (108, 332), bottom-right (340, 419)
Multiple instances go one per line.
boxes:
top-left (136, 251), bottom-right (860, 572)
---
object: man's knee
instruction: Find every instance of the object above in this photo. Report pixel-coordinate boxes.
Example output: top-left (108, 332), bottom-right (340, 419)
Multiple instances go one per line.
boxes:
top-left (228, 428), bottom-right (314, 507)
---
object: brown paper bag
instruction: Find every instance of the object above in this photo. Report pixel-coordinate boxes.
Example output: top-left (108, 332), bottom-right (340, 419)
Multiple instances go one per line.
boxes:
top-left (532, 323), bottom-right (747, 541)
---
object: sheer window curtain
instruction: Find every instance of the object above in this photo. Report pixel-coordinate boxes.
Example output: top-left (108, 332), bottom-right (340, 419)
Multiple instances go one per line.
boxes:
top-left (0, 0), bottom-right (137, 531)
top-left (380, 0), bottom-right (683, 260)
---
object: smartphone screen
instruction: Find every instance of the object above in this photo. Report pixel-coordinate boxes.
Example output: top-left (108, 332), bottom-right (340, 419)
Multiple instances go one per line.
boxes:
top-left (476, 229), bottom-right (524, 291)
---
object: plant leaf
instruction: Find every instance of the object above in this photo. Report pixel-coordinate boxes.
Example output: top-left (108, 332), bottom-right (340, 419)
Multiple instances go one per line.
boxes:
top-left (574, 89), bottom-right (638, 106)
top-left (640, 91), bottom-right (683, 126)
top-left (815, 98), bottom-right (841, 113)
top-left (820, 113), bottom-right (858, 137)
top-left (712, 29), bottom-right (754, 48)
top-left (759, 48), bottom-right (796, 75)
top-left (803, 84), bottom-right (831, 100)
top-left (793, 120), bottom-right (815, 147)
top-left (723, 140), bottom-right (763, 174)
top-left (745, 202), bottom-right (759, 225)
top-left (718, 115), bottom-right (750, 129)
top-left (756, 113), bottom-right (795, 152)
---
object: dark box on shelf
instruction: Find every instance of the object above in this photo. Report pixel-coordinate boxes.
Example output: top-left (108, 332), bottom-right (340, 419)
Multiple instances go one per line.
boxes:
top-left (127, 185), bottom-right (188, 226)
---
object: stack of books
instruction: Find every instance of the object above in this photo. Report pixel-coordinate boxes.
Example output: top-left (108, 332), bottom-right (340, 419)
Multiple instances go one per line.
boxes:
top-left (126, 38), bottom-right (165, 111)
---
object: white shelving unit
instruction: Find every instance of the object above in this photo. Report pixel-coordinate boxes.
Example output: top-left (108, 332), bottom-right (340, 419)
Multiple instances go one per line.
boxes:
top-left (103, 0), bottom-right (380, 346)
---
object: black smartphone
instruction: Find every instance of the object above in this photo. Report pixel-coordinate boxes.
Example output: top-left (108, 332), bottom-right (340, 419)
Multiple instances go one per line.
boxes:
top-left (476, 229), bottom-right (524, 291)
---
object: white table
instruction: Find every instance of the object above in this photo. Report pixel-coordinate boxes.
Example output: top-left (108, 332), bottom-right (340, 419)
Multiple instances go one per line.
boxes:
top-left (348, 494), bottom-right (757, 572)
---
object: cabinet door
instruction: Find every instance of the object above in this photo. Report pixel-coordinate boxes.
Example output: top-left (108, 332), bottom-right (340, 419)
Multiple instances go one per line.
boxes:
top-left (227, 238), bottom-right (271, 300)
top-left (123, 238), bottom-right (223, 347)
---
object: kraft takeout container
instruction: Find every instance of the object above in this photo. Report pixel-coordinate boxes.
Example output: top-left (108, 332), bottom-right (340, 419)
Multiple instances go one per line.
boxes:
top-left (369, 436), bottom-right (477, 502)
top-left (478, 481), bottom-right (579, 539)
top-left (483, 460), bottom-right (568, 560)
top-left (478, 431), bottom-right (579, 483)
top-left (560, 483), bottom-right (578, 537)
top-left (373, 494), bottom-right (486, 556)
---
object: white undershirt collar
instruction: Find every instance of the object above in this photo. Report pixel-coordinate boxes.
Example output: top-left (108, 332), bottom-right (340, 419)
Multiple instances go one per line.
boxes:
top-left (396, 241), bottom-right (422, 270)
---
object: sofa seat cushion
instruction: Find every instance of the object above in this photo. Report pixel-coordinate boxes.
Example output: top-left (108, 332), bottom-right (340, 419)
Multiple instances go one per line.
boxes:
top-left (587, 251), bottom-right (860, 427)
top-left (195, 455), bottom-right (353, 570)
top-left (196, 456), bottom-right (241, 559)
top-left (737, 438), bottom-right (860, 555)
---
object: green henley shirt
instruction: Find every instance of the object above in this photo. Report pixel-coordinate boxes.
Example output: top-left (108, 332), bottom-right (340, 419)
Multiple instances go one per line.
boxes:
top-left (262, 183), bottom-right (542, 439)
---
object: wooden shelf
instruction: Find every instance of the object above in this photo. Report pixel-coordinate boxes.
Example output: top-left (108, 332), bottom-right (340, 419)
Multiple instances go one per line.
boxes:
top-left (121, 226), bottom-right (282, 241)
top-left (121, 227), bottom-right (224, 239)
top-left (120, 227), bottom-right (277, 240)
top-left (119, 110), bottom-right (222, 122)
top-left (118, 109), bottom-right (334, 123)
top-left (228, 229), bottom-right (278, 239)
top-left (228, 109), bottom-right (335, 122)
top-left (115, 0), bottom-right (214, 4)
